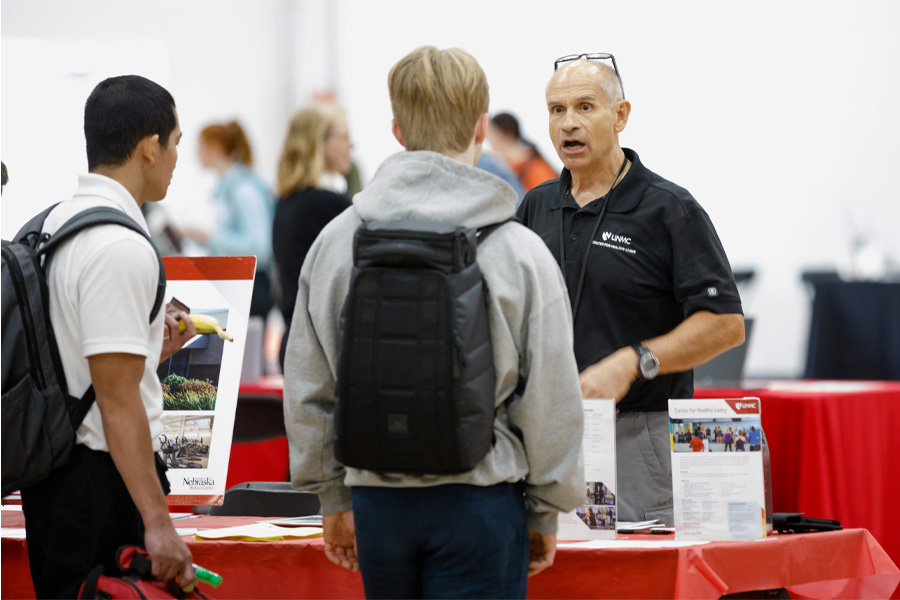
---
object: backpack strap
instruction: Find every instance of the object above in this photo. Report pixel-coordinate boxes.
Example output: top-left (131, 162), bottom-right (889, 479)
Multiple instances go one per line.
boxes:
top-left (38, 206), bottom-right (167, 324)
top-left (38, 206), bottom-right (167, 429)
top-left (475, 217), bottom-right (517, 245)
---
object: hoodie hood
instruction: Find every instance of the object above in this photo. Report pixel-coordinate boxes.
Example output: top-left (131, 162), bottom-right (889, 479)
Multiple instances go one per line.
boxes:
top-left (353, 151), bottom-right (518, 228)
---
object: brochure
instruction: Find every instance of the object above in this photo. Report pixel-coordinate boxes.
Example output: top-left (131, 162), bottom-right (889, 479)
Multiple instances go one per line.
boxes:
top-left (159, 256), bottom-right (256, 505)
top-left (669, 398), bottom-right (767, 541)
top-left (558, 398), bottom-right (617, 541)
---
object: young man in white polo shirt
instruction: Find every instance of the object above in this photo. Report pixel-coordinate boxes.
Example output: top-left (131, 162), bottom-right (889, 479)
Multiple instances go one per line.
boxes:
top-left (21, 75), bottom-right (199, 598)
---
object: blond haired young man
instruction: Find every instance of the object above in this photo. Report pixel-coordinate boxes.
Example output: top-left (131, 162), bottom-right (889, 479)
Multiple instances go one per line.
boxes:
top-left (283, 46), bottom-right (584, 598)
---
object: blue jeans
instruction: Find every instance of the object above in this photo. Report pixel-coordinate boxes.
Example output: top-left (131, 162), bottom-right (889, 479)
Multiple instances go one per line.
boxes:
top-left (351, 482), bottom-right (529, 599)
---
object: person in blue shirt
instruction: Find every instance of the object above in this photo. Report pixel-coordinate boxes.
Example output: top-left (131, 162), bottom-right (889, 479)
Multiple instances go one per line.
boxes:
top-left (186, 121), bottom-right (275, 318)
top-left (749, 426), bottom-right (762, 451)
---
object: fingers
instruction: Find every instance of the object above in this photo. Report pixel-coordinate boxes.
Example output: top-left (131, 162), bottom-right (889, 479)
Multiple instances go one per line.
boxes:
top-left (178, 562), bottom-right (196, 591)
top-left (175, 311), bottom-right (197, 341)
top-left (528, 554), bottom-right (554, 578)
top-left (324, 541), bottom-right (360, 572)
top-left (163, 314), bottom-right (178, 341)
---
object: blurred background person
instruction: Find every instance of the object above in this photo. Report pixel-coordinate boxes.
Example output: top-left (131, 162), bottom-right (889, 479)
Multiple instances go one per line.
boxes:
top-left (272, 104), bottom-right (353, 368)
top-left (487, 111), bottom-right (559, 192)
top-left (183, 121), bottom-right (276, 319)
top-left (476, 151), bottom-right (524, 211)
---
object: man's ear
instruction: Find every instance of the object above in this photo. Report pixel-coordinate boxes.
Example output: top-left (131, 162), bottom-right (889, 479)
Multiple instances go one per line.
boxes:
top-left (474, 113), bottom-right (489, 145)
top-left (614, 100), bottom-right (632, 133)
top-left (140, 134), bottom-right (161, 165)
top-left (391, 119), bottom-right (405, 148)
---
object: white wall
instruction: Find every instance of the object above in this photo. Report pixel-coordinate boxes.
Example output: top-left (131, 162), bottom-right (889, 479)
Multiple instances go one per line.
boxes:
top-left (3, 0), bottom-right (899, 378)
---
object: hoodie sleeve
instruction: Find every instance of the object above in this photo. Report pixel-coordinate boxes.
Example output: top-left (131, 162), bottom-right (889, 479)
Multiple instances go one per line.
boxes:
top-left (505, 242), bottom-right (586, 535)
top-left (282, 222), bottom-right (354, 515)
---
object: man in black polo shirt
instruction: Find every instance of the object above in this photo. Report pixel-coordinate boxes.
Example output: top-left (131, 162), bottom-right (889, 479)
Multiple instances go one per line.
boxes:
top-left (517, 53), bottom-right (745, 526)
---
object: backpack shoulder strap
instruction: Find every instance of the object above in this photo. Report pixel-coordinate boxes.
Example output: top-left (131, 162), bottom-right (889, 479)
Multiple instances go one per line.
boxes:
top-left (38, 206), bottom-right (166, 324)
top-left (476, 217), bottom-right (517, 245)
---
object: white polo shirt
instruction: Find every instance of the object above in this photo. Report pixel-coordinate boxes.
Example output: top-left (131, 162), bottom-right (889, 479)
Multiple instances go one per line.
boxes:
top-left (42, 174), bottom-right (165, 452)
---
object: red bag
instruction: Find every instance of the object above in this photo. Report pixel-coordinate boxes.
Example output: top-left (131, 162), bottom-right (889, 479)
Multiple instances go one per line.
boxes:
top-left (78, 546), bottom-right (212, 599)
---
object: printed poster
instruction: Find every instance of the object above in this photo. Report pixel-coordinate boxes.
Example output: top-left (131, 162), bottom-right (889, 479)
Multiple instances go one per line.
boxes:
top-left (158, 256), bottom-right (255, 505)
top-left (558, 398), bottom-right (617, 541)
top-left (669, 397), bottom-right (767, 541)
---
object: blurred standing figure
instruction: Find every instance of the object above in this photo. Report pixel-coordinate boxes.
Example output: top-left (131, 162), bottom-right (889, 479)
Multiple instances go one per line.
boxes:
top-left (185, 121), bottom-right (275, 318)
top-left (487, 112), bottom-right (559, 191)
top-left (272, 104), bottom-right (353, 368)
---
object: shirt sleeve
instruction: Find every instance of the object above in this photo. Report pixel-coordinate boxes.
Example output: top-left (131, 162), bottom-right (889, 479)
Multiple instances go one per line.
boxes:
top-left (77, 236), bottom-right (158, 358)
top-left (671, 208), bottom-right (743, 318)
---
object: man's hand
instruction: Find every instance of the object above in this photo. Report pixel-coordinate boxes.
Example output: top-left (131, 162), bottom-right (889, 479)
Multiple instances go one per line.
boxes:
top-left (144, 520), bottom-right (195, 588)
top-left (323, 510), bottom-right (358, 572)
top-left (579, 347), bottom-right (639, 402)
top-left (160, 307), bottom-right (197, 363)
top-left (527, 530), bottom-right (557, 577)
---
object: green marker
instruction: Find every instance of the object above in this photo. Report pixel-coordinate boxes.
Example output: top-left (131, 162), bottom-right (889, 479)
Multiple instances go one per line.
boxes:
top-left (193, 564), bottom-right (223, 587)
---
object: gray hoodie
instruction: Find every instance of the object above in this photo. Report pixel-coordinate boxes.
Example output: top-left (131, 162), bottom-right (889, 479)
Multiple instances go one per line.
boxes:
top-left (283, 151), bottom-right (584, 534)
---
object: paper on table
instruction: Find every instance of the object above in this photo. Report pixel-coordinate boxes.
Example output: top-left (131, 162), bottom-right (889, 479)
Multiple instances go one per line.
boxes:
top-left (560, 538), bottom-right (710, 549)
top-left (1, 528), bottom-right (27, 539)
top-left (616, 520), bottom-right (660, 530)
top-left (194, 522), bottom-right (323, 542)
top-left (259, 516), bottom-right (323, 527)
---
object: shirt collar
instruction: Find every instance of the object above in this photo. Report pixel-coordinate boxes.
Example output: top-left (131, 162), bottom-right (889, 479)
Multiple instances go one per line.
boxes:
top-left (549, 148), bottom-right (651, 214)
top-left (73, 173), bottom-right (150, 234)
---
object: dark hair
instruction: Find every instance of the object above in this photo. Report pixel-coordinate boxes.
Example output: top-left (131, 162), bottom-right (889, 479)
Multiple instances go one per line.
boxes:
top-left (84, 75), bottom-right (177, 171)
top-left (491, 112), bottom-right (521, 140)
top-left (200, 121), bottom-right (254, 166)
top-left (1, 161), bottom-right (8, 190)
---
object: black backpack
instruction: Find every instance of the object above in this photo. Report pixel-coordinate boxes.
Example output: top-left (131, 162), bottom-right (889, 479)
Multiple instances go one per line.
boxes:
top-left (334, 218), bottom-right (510, 474)
top-left (1, 204), bottom-right (165, 497)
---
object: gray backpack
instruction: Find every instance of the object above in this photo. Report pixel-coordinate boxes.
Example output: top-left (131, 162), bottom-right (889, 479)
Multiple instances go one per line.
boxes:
top-left (334, 219), bottom-right (511, 474)
top-left (1, 204), bottom-right (165, 497)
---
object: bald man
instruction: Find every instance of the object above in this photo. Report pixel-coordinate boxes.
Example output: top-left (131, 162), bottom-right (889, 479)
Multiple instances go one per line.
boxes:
top-left (516, 54), bottom-right (745, 526)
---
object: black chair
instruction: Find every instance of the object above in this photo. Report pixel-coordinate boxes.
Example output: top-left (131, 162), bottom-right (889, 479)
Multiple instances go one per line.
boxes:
top-left (208, 482), bottom-right (320, 517)
top-left (232, 395), bottom-right (286, 443)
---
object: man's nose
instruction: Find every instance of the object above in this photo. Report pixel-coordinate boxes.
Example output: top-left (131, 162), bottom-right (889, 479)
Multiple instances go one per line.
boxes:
top-left (561, 110), bottom-right (580, 131)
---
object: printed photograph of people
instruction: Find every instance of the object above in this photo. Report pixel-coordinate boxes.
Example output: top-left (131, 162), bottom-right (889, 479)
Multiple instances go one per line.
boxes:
top-left (576, 482), bottom-right (616, 530)
top-left (671, 420), bottom-right (762, 453)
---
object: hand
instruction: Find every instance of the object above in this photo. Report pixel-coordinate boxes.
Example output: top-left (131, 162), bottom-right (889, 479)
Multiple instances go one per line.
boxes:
top-left (160, 308), bottom-right (197, 363)
top-left (323, 510), bottom-right (359, 572)
top-left (579, 347), bottom-right (639, 402)
top-left (143, 522), bottom-right (194, 588)
top-left (527, 530), bottom-right (557, 577)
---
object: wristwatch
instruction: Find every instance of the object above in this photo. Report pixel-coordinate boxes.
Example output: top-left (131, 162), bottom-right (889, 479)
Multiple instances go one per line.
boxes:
top-left (632, 344), bottom-right (660, 381)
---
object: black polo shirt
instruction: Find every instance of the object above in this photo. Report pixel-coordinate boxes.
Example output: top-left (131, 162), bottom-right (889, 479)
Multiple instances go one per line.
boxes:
top-left (516, 148), bottom-right (742, 412)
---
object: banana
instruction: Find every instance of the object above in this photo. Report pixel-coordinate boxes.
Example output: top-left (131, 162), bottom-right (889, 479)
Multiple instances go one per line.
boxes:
top-left (178, 313), bottom-right (234, 342)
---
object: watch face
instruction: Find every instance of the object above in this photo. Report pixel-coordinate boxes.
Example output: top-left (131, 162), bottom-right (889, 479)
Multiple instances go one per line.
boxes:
top-left (640, 352), bottom-right (660, 379)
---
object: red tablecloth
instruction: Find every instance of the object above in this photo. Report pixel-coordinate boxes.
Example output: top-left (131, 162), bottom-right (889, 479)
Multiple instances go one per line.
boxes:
top-left (3, 511), bottom-right (898, 599)
top-left (695, 380), bottom-right (900, 587)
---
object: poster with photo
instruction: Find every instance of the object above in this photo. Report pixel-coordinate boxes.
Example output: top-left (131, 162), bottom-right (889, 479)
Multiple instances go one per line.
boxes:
top-left (158, 256), bottom-right (255, 505)
top-left (669, 397), bottom-right (767, 541)
top-left (558, 399), bottom-right (617, 541)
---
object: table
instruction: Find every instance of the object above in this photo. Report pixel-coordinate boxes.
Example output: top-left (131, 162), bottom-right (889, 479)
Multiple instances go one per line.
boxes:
top-left (803, 280), bottom-right (900, 380)
top-left (696, 379), bottom-right (900, 594)
top-left (3, 511), bottom-right (897, 599)
top-left (233, 378), bottom-right (900, 582)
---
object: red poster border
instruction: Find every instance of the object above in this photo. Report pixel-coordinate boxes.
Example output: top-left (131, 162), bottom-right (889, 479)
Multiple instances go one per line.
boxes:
top-left (163, 256), bottom-right (256, 281)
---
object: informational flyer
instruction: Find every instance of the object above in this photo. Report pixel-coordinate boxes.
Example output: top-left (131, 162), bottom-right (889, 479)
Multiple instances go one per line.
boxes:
top-left (558, 399), bottom-right (617, 541)
top-left (669, 398), bottom-right (766, 541)
top-left (158, 256), bottom-right (255, 505)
